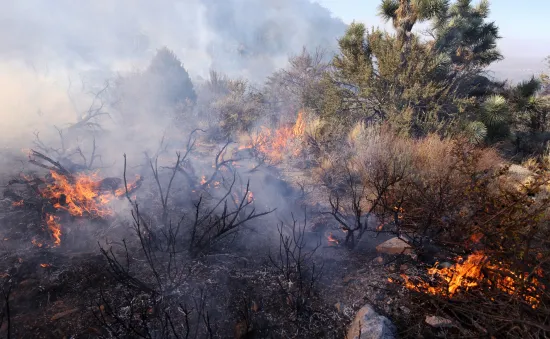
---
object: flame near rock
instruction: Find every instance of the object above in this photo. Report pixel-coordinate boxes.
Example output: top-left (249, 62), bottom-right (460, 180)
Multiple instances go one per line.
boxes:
top-left (396, 251), bottom-right (544, 308)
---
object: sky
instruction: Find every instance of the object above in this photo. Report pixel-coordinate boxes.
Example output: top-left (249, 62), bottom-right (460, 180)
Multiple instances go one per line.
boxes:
top-left (315, 0), bottom-right (550, 80)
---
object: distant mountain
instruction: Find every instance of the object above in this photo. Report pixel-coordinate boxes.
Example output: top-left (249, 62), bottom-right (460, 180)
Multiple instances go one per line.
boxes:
top-left (489, 56), bottom-right (547, 83)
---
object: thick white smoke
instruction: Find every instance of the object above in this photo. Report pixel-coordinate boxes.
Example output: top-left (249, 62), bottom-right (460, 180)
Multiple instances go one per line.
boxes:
top-left (0, 0), bottom-right (345, 148)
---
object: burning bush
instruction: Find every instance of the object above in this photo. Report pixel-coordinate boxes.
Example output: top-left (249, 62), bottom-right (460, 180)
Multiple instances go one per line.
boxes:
top-left (301, 122), bottom-right (550, 336)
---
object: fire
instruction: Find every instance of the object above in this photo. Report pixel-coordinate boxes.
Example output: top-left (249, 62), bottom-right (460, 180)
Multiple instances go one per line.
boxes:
top-left (14, 170), bottom-right (142, 247)
top-left (397, 251), bottom-right (544, 308)
top-left (114, 175), bottom-right (142, 197)
top-left (40, 263), bottom-right (51, 268)
top-left (240, 111), bottom-right (306, 163)
top-left (12, 200), bottom-right (24, 207)
top-left (327, 232), bottom-right (339, 246)
top-left (31, 238), bottom-right (44, 248)
top-left (40, 171), bottom-right (141, 219)
top-left (46, 214), bottom-right (61, 246)
top-left (42, 171), bottom-right (113, 218)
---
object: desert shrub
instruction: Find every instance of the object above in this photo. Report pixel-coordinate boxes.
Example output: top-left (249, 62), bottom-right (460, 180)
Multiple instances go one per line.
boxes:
top-left (391, 151), bottom-right (550, 337)
top-left (313, 123), bottom-right (550, 336)
top-left (265, 48), bottom-right (330, 125)
top-left (196, 73), bottom-right (265, 138)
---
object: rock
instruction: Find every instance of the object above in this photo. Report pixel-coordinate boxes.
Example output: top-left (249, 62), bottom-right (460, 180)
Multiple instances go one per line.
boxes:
top-left (373, 256), bottom-right (384, 264)
top-left (347, 304), bottom-right (396, 339)
top-left (376, 237), bottom-right (412, 255)
top-left (425, 315), bottom-right (454, 328)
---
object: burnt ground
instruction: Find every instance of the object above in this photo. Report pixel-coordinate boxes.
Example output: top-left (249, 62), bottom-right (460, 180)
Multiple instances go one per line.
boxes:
top-left (0, 147), bottom-right (407, 339)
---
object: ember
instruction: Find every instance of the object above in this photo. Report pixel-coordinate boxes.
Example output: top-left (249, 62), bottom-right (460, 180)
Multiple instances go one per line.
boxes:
top-left (327, 232), bottom-right (339, 246)
top-left (11, 200), bottom-right (24, 207)
top-left (31, 239), bottom-right (44, 248)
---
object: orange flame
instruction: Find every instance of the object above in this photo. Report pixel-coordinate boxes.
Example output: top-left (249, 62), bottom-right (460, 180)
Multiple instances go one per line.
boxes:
top-left (40, 171), bottom-right (140, 219)
top-left (46, 214), bottom-right (61, 246)
top-left (114, 175), bottom-right (141, 197)
top-left (397, 251), bottom-right (544, 308)
top-left (327, 232), bottom-right (339, 246)
top-left (12, 200), bottom-right (24, 207)
top-left (42, 171), bottom-right (113, 218)
top-left (40, 263), bottom-right (51, 268)
top-left (31, 238), bottom-right (44, 248)
top-left (240, 111), bottom-right (306, 163)
top-left (35, 171), bottom-right (142, 247)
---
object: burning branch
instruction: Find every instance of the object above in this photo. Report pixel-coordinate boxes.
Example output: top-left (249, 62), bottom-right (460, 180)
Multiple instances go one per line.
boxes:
top-left (28, 150), bottom-right (72, 177)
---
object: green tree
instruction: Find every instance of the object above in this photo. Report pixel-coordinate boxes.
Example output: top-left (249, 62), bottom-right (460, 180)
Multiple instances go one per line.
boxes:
top-left (146, 47), bottom-right (197, 106)
top-left (325, 22), bottom-right (462, 137)
top-left (322, 0), bottom-right (503, 138)
top-left (379, 0), bottom-right (449, 67)
top-left (432, 0), bottom-right (503, 98)
top-left (508, 77), bottom-right (550, 154)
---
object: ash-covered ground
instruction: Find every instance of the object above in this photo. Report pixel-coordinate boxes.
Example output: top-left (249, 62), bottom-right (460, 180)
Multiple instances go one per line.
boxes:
top-left (0, 128), bottom-right (399, 338)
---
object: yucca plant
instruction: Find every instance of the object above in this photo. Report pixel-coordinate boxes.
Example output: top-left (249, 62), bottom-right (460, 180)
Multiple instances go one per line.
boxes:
top-left (479, 94), bottom-right (511, 142)
top-left (465, 120), bottom-right (487, 144)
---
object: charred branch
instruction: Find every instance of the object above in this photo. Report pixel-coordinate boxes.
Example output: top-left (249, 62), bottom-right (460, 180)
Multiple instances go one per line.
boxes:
top-left (269, 214), bottom-right (323, 314)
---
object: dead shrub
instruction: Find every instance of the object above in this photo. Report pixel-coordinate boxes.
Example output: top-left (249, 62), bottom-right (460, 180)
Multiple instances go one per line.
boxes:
top-left (312, 124), bottom-right (550, 336)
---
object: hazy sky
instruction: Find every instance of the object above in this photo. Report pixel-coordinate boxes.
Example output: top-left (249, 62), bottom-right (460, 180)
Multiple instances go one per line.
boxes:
top-left (315, 0), bottom-right (550, 73)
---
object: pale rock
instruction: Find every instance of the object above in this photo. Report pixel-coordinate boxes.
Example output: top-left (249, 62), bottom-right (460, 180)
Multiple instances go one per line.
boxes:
top-left (376, 237), bottom-right (413, 255)
top-left (347, 304), bottom-right (396, 339)
top-left (425, 315), bottom-right (454, 328)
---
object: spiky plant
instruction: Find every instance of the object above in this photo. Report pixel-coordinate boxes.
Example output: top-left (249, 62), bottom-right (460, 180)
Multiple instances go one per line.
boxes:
top-left (465, 120), bottom-right (487, 144)
top-left (481, 95), bottom-right (508, 126)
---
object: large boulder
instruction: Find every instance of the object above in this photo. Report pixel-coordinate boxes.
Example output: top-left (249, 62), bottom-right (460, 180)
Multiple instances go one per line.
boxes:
top-left (347, 304), bottom-right (396, 339)
top-left (376, 237), bottom-right (413, 255)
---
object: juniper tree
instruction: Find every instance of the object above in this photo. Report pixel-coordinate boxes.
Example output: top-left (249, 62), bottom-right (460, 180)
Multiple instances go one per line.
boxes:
top-left (147, 47), bottom-right (197, 106)
top-left (322, 0), bottom-right (503, 138)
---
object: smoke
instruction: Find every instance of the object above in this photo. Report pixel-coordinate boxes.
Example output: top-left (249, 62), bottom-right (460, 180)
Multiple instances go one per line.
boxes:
top-left (0, 0), bottom-right (345, 152)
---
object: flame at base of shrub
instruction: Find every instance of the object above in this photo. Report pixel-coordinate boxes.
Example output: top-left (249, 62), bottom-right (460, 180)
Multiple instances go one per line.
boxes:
top-left (15, 170), bottom-right (141, 247)
top-left (239, 110), bottom-right (306, 163)
top-left (391, 251), bottom-right (545, 308)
